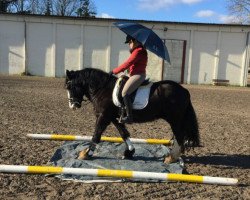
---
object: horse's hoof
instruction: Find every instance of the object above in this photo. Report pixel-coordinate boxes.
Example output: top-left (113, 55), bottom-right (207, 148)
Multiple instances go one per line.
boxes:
top-left (122, 149), bottom-right (135, 159)
top-left (164, 155), bottom-right (177, 164)
top-left (78, 148), bottom-right (90, 160)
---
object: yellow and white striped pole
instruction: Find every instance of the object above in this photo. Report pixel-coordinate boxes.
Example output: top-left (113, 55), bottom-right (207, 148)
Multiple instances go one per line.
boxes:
top-left (0, 165), bottom-right (238, 185)
top-left (27, 134), bottom-right (172, 145)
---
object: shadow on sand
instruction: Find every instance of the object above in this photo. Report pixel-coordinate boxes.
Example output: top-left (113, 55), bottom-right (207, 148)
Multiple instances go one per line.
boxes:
top-left (184, 153), bottom-right (250, 169)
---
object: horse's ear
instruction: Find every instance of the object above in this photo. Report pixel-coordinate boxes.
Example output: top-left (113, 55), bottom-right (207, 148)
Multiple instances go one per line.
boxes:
top-left (66, 70), bottom-right (72, 79)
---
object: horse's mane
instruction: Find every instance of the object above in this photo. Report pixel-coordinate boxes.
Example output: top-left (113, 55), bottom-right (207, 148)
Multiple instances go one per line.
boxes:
top-left (75, 68), bottom-right (117, 90)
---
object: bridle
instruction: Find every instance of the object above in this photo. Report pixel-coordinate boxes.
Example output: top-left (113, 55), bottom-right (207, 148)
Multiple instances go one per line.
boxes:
top-left (66, 73), bottom-right (113, 107)
top-left (66, 80), bottom-right (83, 108)
top-left (81, 97), bottom-right (91, 106)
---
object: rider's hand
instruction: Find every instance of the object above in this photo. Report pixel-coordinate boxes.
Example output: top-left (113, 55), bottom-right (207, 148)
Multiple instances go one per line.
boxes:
top-left (109, 71), bottom-right (114, 77)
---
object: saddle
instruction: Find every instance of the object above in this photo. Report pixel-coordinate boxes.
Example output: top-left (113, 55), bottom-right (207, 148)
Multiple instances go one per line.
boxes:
top-left (112, 76), bottom-right (153, 110)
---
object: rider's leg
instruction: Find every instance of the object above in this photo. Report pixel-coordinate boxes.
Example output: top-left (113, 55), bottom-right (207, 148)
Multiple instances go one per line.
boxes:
top-left (121, 74), bottom-right (145, 124)
top-left (121, 94), bottom-right (133, 123)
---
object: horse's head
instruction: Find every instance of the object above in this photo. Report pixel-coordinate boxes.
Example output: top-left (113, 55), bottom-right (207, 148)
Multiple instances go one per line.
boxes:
top-left (65, 70), bottom-right (85, 110)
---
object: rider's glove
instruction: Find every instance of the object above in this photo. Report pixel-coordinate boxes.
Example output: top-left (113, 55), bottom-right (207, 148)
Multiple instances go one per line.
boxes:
top-left (109, 71), bottom-right (114, 77)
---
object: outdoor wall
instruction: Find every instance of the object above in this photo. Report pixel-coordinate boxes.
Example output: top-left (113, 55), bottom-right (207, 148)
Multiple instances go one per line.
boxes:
top-left (191, 31), bottom-right (218, 84)
top-left (56, 24), bottom-right (81, 77)
top-left (163, 40), bottom-right (184, 82)
top-left (218, 32), bottom-right (246, 84)
top-left (0, 14), bottom-right (249, 86)
top-left (0, 20), bottom-right (25, 74)
top-left (26, 22), bottom-right (54, 76)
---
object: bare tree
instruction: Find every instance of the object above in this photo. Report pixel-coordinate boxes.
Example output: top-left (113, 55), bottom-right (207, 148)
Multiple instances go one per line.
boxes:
top-left (0, 0), bottom-right (17, 13)
top-left (227, 0), bottom-right (250, 24)
top-left (76, 0), bottom-right (96, 17)
top-left (1, 0), bottom-right (97, 17)
top-left (5, 0), bottom-right (34, 14)
top-left (29, 0), bottom-right (53, 15)
top-left (53, 0), bottom-right (80, 16)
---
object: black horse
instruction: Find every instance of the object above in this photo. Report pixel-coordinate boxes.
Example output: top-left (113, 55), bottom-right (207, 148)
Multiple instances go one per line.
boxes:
top-left (65, 68), bottom-right (200, 163)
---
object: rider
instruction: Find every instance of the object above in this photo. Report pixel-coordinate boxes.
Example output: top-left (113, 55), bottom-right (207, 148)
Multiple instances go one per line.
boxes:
top-left (110, 35), bottom-right (148, 124)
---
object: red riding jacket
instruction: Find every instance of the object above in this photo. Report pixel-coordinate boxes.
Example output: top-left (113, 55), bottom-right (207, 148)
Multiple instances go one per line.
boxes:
top-left (112, 46), bottom-right (148, 76)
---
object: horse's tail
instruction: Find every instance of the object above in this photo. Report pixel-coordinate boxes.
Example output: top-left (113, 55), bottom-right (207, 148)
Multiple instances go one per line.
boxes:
top-left (182, 101), bottom-right (200, 149)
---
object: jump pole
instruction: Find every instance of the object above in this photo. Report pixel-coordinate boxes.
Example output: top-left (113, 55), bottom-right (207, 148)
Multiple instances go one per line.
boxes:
top-left (0, 164), bottom-right (238, 185)
top-left (27, 134), bottom-right (172, 145)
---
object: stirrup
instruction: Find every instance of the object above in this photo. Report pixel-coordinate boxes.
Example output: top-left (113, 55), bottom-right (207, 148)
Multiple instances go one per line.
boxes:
top-left (120, 116), bottom-right (133, 124)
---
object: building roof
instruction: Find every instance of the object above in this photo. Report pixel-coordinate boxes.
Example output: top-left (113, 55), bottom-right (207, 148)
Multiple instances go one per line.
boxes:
top-left (1, 12), bottom-right (250, 27)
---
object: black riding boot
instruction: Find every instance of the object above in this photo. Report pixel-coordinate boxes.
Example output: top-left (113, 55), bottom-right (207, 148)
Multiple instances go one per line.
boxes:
top-left (121, 95), bottom-right (133, 124)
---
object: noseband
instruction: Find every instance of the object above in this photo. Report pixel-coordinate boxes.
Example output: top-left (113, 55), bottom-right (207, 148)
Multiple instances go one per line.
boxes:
top-left (68, 97), bottom-right (82, 107)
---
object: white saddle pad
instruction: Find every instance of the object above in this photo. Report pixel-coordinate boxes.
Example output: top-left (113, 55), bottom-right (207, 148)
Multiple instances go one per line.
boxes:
top-left (112, 77), bottom-right (153, 110)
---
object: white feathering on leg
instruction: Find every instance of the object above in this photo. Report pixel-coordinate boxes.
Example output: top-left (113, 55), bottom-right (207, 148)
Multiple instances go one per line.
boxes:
top-left (125, 138), bottom-right (134, 151)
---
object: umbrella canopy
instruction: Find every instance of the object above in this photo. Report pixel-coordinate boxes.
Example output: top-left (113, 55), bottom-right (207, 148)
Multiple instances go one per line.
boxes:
top-left (114, 22), bottom-right (170, 63)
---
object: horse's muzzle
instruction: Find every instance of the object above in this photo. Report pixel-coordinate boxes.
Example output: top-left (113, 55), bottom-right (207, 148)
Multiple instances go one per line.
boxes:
top-left (67, 91), bottom-right (82, 110)
top-left (69, 101), bottom-right (81, 110)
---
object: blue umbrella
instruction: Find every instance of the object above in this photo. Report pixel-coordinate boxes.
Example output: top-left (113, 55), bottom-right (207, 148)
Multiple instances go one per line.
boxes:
top-left (114, 22), bottom-right (170, 63)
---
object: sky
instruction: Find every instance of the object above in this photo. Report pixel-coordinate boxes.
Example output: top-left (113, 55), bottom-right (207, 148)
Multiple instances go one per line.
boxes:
top-left (94, 0), bottom-right (236, 24)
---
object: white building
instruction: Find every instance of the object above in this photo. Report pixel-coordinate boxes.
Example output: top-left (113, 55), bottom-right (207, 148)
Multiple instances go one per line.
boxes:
top-left (0, 13), bottom-right (249, 86)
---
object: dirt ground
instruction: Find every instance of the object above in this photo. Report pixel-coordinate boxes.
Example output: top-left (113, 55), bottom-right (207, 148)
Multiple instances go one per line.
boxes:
top-left (0, 75), bottom-right (249, 200)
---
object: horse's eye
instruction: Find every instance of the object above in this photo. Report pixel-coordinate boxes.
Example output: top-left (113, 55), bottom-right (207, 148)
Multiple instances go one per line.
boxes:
top-left (66, 81), bottom-right (72, 89)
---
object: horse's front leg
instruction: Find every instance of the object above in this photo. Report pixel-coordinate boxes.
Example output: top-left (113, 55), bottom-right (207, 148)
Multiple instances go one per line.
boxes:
top-left (78, 113), bottom-right (110, 160)
top-left (112, 119), bottom-right (135, 159)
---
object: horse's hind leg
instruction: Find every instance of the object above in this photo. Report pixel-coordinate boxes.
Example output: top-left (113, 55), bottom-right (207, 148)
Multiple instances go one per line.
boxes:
top-left (164, 123), bottom-right (184, 164)
top-left (164, 138), bottom-right (182, 164)
top-left (112, 119), bottom-right (135, 159)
